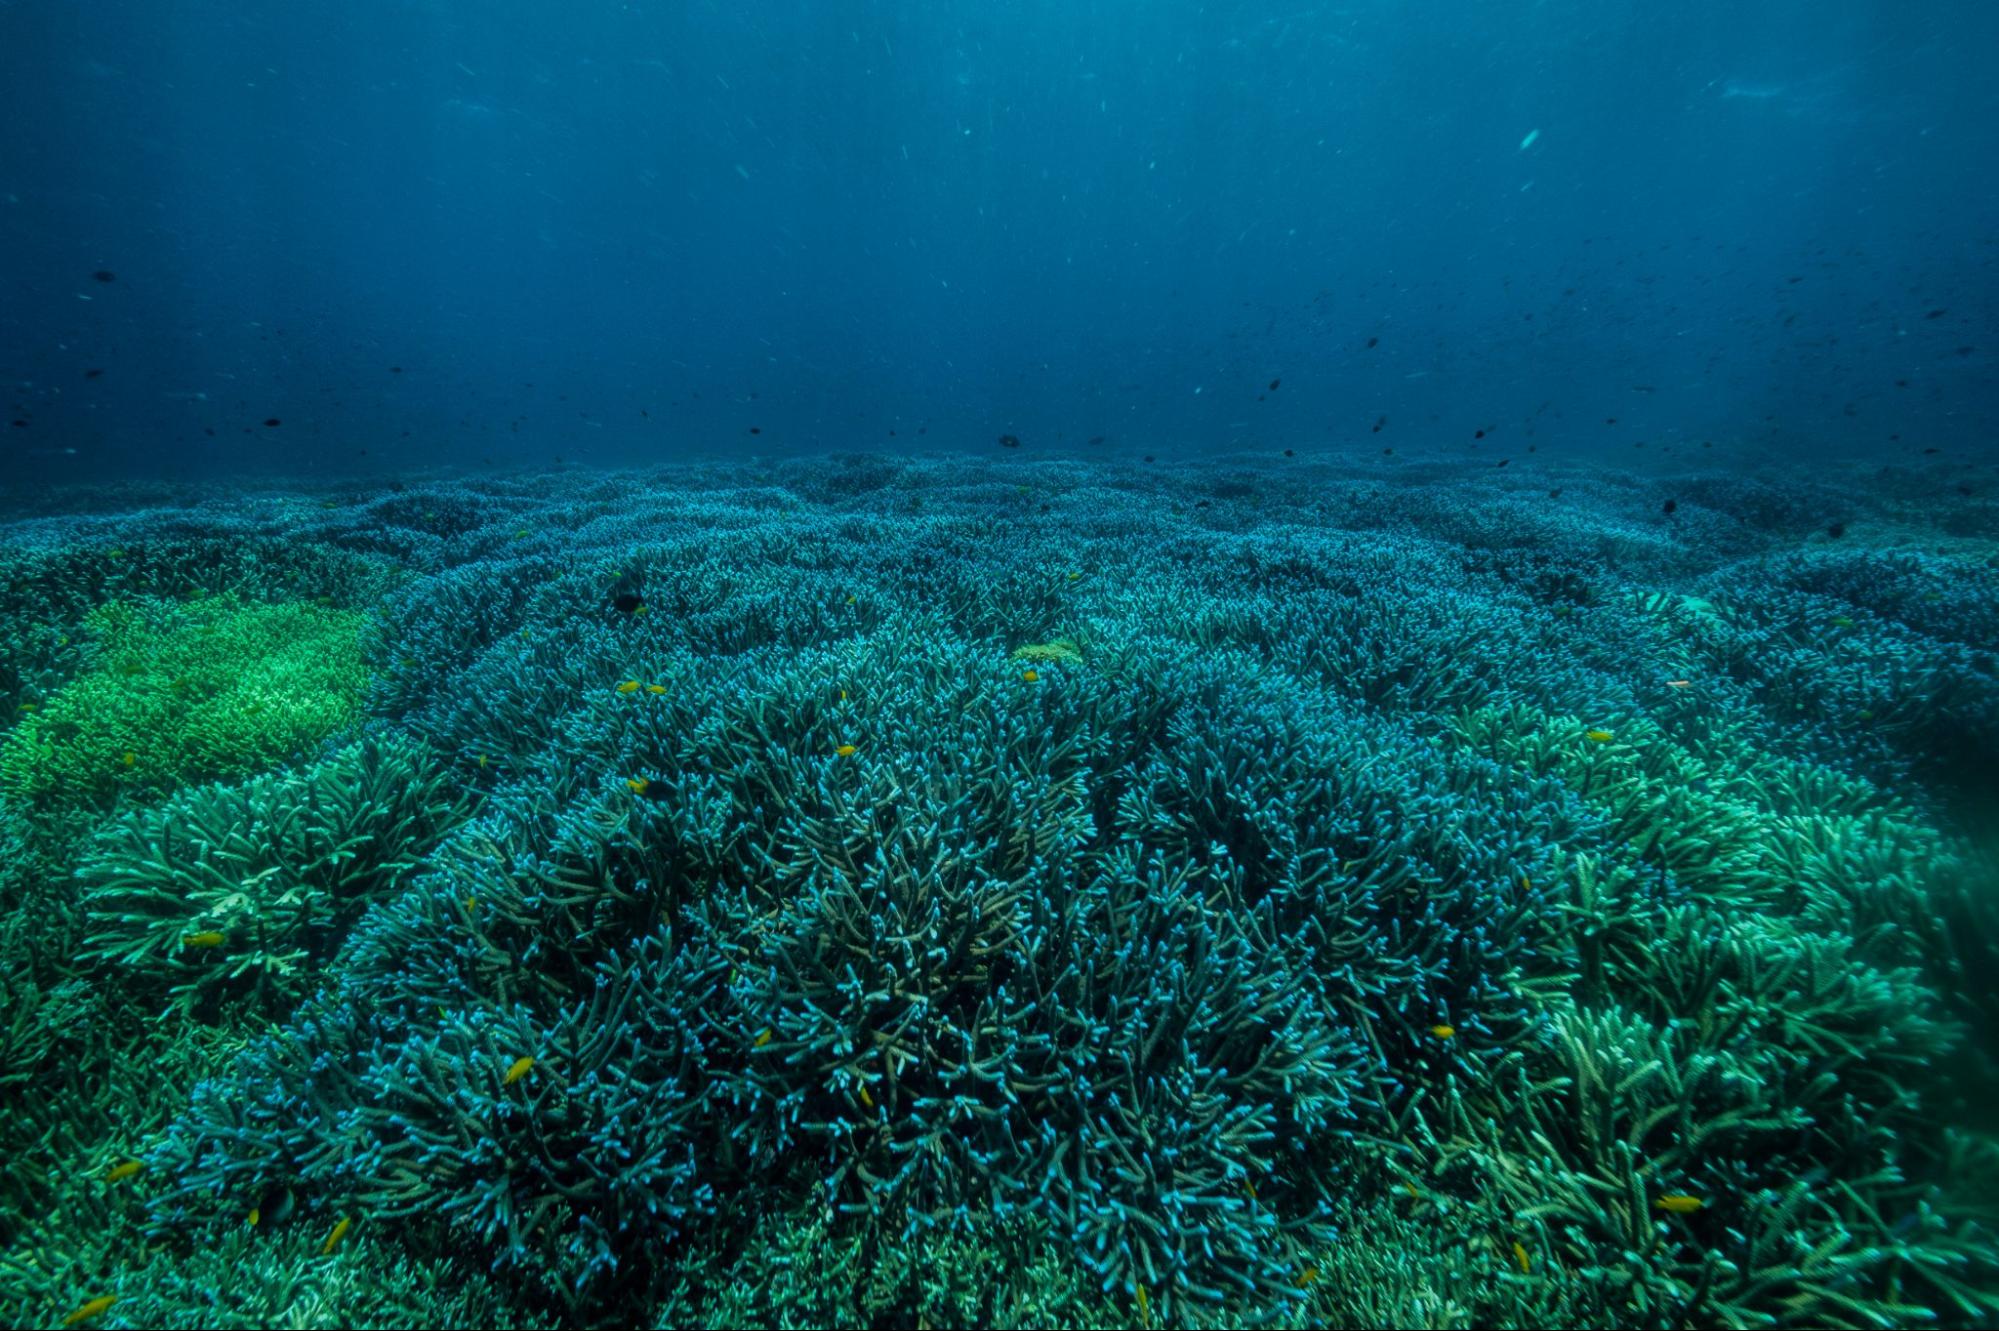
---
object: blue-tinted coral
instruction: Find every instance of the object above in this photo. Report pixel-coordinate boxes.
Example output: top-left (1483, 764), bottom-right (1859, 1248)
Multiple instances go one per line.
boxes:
top-left (3, 454), bottom-right (1993, 1329)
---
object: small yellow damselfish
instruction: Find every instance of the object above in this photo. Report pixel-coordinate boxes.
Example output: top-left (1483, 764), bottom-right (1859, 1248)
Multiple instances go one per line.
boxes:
top-left (61, 1296), bottom-right (116, 1327)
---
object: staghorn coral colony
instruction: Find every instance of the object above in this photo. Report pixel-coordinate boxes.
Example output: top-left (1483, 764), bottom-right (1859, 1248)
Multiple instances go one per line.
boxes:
top-left (0, 453), bottom-right (1994, 1330)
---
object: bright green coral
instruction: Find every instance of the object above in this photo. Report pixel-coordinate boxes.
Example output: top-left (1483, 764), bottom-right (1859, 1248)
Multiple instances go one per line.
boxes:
top-left (0, 596), bottom-right (373, 805)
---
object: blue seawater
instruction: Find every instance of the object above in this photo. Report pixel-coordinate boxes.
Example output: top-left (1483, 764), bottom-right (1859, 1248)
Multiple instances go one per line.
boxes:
top-left (1, 4), bottom-right (1994, 1328)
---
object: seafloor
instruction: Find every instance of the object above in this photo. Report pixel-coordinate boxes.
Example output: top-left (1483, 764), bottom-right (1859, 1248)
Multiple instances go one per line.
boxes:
top-left (0, 451), bottom-right (1994, 1330)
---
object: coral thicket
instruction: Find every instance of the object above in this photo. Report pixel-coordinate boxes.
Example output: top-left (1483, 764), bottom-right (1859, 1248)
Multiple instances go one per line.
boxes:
top-left (1, 453), bottom-right (1993, 1329)
top-left (0, 594), bottom-right (373, 805)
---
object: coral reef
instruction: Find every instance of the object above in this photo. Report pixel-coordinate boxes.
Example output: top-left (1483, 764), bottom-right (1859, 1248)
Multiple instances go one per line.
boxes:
top-left (0, 453), bottom-right (1993, 1329)
top-left (0, 594), bottom-right (374, 806)
top-left (78, 735), bottom-right (475, 1018)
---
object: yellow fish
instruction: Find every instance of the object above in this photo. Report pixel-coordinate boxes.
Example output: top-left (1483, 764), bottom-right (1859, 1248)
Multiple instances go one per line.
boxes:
top-left (182, 931), bottom-right (226, 948)
top-left (627, 778), bottom-right (650, 795)
top-left (835, 744), bottom-right (857, 758)
top-left (120, 751), bottom-right (137, 767)
top-left (503, 1056), bottom-right (535, 1086)
top-left (1295, 1264), bottom-right (1319, 1288)
top-left (61, 1296), bottom-right (116, 1327)
top-left (321, 1215), bottom-right (352, 1256)
top-left (1654, 1194), bottom-right (1704, 1214)
top-left (248, 1206), bottom-right (260, 1227)
top-left (845, 594), bottom-right (857, 605)
top-left (476, 754), bottom-right (488, 770)
top-left (616, 680), bottom-right (642, 695)
top-left (753, 1028), bottom-right (774, 1048)
top-left (103, 1159), bottom-right (144, 1183)
top-left (857, 1084), bottom-right (874, 1109)
top-left (1429, 1024), bottom-right (1456, 1039)
top-left (1584, 729), bottom-right (1614, 743)
top-left (1021, 669), bottom-right (1039, 683)
top-left (646, 684), bottom-right (667, 695)
top-left (1511, 1240), bottom-right (1531, 1274)
top-left (1135, 1283), bottom-right (1151, 1329)
top-left (1831, 615), bottom-right (1855, 627)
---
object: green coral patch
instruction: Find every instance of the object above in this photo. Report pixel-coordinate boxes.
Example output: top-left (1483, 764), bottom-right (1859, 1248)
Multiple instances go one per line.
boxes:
top-left (0, 596), bottom-right (373, 805)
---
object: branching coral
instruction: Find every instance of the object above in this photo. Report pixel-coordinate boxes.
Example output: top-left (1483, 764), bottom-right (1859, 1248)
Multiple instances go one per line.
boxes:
top-left (77, 735), bottom-right (475, 1018)
top-left (0, 594), bottom-right (374, 805)
top-left (0, 1206), bottom-right (548, 1331)
top-left (149, 632), bottom-right (1395, 1321)
top-left (2, 455), bottom-right (1992, 1329)
top-left (650, 1200), bottom-right (1121, 1330)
